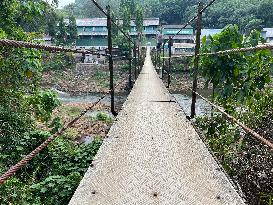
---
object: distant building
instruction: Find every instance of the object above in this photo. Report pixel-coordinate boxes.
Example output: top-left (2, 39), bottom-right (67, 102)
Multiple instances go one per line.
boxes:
top-left (161, 25), bottom-right (195, 55)
top-left (75, 18), bottom-right (159, 49)
top-left (131, 18), bottom-right (159, 47)
top-left (76, 18), bottom-right (108, 49)
top-left (262, 28), bottom-right (273, 44)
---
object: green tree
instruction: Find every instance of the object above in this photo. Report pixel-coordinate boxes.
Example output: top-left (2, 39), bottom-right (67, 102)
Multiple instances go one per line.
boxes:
top-left (67, 15), bottom-right (78, 45)
top-left (46, 9), bottom-right (58, 39)
top-left (135, 5), bottom-right (144, 34)
top-left (56, 16), bottom-right (67, 45)
top-left (122, 7), bottom-right (131, 33)
top-left (64, 0), bottom-right (120, 18)
top-left (200, 25), bottom-right (272, 108)
top-left (0, 1), bottom-right (104, 204)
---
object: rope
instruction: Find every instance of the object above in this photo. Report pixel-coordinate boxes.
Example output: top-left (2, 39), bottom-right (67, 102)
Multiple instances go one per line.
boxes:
top-left (193, 91), bottom-right (273, 150)
top-left (161, 54), bottom-right (194, 59)
top-left (161, 44), bottom-right (273, 59)
top-left (198, 44), bottom-right (273, 56)
top-left (0, 72), bottom-right (128, 185)
top-left (0, 39), bottom-right (107, 56)
top-left (162, 70), bottom-right (273, 150)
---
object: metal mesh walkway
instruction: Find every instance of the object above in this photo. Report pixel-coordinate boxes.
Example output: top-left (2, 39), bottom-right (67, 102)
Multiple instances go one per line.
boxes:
top-left (69, 48), bottom-right (245, 205)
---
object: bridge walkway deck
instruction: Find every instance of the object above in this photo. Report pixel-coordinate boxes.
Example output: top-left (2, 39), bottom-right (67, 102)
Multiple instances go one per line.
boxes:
top-left (69, 49), bottom-right (245, 205)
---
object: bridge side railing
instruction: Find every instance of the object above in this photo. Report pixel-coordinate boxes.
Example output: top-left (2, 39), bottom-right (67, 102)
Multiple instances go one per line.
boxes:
top-left (154, 1), bottom-right (273, 150)
top-left (0, 1), bottom-right (145, 184)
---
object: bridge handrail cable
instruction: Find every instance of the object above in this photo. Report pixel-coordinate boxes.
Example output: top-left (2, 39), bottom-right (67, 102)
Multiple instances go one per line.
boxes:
top-left (0, 39), bottom-right (107, 56)
top-left (162, 70), bottom-right (273, 150)
top-left (161, 44), bottom-right (273, 59)
top-left (0, 72), bottom-right (128, 185)
top-left (0, 0), bottom-right (143, 186)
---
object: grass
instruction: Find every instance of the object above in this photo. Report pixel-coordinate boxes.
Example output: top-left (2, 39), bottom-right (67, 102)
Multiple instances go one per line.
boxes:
top-left (64, 128), bottom-right (79, 140)
top-left (95, 112), bottom-right (113, 123)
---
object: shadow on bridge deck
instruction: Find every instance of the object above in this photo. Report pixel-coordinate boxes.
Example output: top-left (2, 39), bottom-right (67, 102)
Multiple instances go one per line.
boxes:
top-left (69, 48), bottom-right (245, 205)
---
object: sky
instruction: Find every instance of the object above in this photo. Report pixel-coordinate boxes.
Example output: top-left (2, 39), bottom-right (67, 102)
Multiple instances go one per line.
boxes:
top-left (58, 0), bottom-right (75, 8)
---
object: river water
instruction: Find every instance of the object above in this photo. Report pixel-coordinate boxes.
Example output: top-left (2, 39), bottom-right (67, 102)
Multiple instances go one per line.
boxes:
top-left (172, 89), bottom-right (212, 117)
top-left (55, 89), bottom-right (211, 117)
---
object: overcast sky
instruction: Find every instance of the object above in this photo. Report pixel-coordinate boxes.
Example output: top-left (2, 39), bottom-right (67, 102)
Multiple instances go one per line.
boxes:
top-left (58, 0), bottom-right (75, 8)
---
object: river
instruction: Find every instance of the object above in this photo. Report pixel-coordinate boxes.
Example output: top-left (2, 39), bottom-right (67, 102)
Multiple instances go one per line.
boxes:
top-left (54, 88), bottom-right (211, 117)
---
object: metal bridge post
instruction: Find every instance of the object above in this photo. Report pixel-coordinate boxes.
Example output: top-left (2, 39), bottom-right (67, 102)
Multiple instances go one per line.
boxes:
top-left (128, 39), bottom-right (132, 89)
top-left (190, 2), bottom-right (203, 118)
top-left (155, 48), bottom-right (157, 70)
top-left (158, 45), bottom-right (161, 74)
top-left (134, 41), bottom-right (137, 80)
top-left (137, 45), bottom-right (140, 74)
top-left (162, 41), bottom-right (166, 79)
top-left (167, 36), bottom-right (172, 88)
top-left (107, 5), bottom-right (116, 116)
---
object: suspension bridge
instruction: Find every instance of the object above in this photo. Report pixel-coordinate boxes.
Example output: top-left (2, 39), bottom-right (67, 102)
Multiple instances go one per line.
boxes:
top-left (68, 48), bottom-right (245, 204)
top-left (1, 0), bottom-right (273, 204)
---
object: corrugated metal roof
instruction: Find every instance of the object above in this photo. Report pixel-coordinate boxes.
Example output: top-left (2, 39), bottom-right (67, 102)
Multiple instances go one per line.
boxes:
top-left (75, 18), bottom-right (159, 27)
top-left (119, 18), bottom-right (159, 26)
top-left (142, 18), bottom-right (160, 26)
top-left (173, 43), bottom-right (195, 48)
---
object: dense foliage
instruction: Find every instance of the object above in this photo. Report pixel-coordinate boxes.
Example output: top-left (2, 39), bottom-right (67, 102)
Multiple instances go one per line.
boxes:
top-left (197, 25), bottom-right (273, 204)
top-left (64, 0), bottom-right (273, 33)
top-left (0, 1), bottom-right (100, 204)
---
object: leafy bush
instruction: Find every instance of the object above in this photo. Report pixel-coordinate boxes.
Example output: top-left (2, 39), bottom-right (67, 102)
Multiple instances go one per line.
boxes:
top-left (0, 136), bottom-right (102, 204)
top-left (96, 112), bottom-right (112, 122)
top-left (197, 114), bottom-right (242, 175)
top-left (64, 128), bottom-right (80, 140)
top-left (27, 90), bottom-right (60, 122)
top-left (30, 173), bottom-right (82, 205)
top-left (198, 25), bottom-right (273, 204)
top-left (200, 25), bottom-right (272, 106)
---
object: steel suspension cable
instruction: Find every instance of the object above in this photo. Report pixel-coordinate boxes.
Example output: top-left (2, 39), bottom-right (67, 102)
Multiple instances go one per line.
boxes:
top-left (167, 0), bottom-right (217, 43)
top-left (90, 0), bottom-right (134, 44)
